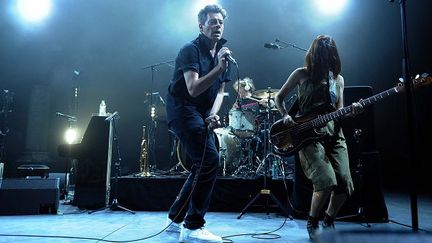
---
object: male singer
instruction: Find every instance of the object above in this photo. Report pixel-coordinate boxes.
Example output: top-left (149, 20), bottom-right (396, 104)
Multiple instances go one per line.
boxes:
top-left (165, 4), bottom-right (233, 243)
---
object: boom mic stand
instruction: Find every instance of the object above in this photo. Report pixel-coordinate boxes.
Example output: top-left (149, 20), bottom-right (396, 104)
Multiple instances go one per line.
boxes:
top-left (390, 0), bottom-right (419, 231)
top-left (237, 88), bottom-right (293, 220)
top-left (142, 60), bottom-right (174, 173)
top-left (274, 38), bottom-right (307, 52)
top-left (55, 111), bottom-right (78, 203)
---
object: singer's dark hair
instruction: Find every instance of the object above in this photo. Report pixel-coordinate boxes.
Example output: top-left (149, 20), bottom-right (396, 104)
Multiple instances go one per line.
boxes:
top-left (198, 4), bottom-right (227, 25)
top-left (305, 35), bottom-right (341, 81)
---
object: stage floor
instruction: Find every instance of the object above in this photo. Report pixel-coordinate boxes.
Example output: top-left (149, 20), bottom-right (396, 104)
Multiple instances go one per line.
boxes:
top-left (0, 191), bottom-right (431, 242)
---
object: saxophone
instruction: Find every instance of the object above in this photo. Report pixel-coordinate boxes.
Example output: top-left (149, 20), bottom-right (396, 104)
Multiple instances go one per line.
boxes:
top-left (138, 125), bottom-right (151, 177)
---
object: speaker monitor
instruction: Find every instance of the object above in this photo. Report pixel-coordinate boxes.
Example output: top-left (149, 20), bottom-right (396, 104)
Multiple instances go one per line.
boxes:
top-left (0, 178), bottom-right (60, 215)
top-left (290, 151), bottom-right (388, 222)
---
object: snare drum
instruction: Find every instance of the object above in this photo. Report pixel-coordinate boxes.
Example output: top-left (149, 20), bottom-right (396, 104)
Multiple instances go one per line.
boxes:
top-left (228, 108), bottom-right (257, 138)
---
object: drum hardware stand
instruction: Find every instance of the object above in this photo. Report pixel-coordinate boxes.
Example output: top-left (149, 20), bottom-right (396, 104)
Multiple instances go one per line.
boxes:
top-left (232, 137), bottom-right (256, 177)
top-left (167, 141), bottom-right (183, 173)
top-left (237, 88), bottom-right (293, 219)
top-left (142, 60), bottom-right (174, 173)
top-left (220, 147), bottom-right (228, 176)
top-left (336, 129), bottom-right (370, 227)
top-left (166, 138), bottom-right (189, 175)
top-left (90, 114), bottom-right (135, 214)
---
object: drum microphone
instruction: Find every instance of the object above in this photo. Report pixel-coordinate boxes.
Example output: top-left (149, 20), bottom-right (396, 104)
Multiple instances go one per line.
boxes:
top-left (264, 42), bottom-right (282, 49)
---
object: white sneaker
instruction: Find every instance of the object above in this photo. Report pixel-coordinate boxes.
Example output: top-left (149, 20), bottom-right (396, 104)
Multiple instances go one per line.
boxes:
top-left (165, 218), bottom-right (182, 235)
top-left (179, 227), bottom-right (222, 243)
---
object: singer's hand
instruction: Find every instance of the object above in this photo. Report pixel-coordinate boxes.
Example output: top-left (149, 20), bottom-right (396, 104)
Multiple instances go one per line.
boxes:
top-left (217, 47), bottom-right (231, 71)
top-left (205, 114), bottom-right (221, 130)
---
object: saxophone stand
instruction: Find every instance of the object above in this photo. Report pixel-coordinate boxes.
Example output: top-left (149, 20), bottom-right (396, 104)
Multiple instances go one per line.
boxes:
top-left (135, 125), bottom-right (152, 177)
top-left (89, 113), bottom-right (135, 214)
top-left (237, 89), bottom-right (292, 219)
top-left (336, 129), bottom-right (370, 227)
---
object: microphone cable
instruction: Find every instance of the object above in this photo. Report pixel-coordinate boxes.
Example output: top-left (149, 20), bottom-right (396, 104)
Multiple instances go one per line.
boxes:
top-left (126, 127), bottom-right (212, 242)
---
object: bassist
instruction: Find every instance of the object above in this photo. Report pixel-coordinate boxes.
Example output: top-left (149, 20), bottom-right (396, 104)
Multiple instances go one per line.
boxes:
top-left (274, 35), bottom-right (363, 239)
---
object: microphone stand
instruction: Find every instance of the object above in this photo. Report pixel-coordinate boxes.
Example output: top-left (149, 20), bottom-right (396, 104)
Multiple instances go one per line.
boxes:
top-left (275, 38), bottom-right (307, 52)
top-left (390, 0), bottom-right (418, 231)
top-left (142, 60), bottom-right (174, 173)
top-left (236, 76), bottom-right (242, 110)
top-left (336, 129), bottom-right (371, 227)
top-left (89, 114), bottom-right (135, 214)
top-left (237, 88), bottom-right (293, 220)
top-left (55, 111), bottom-right (77, 203)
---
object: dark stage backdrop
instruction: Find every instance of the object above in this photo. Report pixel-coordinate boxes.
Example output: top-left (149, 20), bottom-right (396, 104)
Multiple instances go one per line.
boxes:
top-left (0, 0), bottom-right (431, 192)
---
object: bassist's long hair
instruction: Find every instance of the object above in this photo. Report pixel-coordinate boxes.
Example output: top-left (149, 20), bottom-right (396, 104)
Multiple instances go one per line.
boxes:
top-left (305, 35), bottom-right (341, 82)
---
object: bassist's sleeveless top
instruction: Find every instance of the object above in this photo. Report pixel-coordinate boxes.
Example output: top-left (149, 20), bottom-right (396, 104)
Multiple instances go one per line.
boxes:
top-left (297, 74), bottom-right (340, 115)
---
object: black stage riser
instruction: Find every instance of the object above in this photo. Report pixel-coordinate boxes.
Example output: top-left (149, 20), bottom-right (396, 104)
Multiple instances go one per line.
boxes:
top-left (113, 176), bottom-right (292, 214)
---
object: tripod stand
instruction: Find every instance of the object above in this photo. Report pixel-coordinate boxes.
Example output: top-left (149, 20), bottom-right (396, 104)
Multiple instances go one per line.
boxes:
top-left (337, 129), bottom-right (370, 227)
top-left (90, 114), bottom-right (135, 214)
top-left (237, 88), bottom-right (293, 219)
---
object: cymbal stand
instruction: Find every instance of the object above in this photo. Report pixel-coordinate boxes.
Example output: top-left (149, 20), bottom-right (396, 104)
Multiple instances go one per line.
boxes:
top-left (237, 88), bottom-right (292, 219)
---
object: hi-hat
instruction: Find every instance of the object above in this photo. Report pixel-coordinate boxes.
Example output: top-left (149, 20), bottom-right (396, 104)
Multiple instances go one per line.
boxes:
top-left (252, 88), bottom-right (279, 99)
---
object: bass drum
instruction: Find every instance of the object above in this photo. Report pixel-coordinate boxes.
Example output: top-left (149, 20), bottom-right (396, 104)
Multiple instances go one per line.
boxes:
top-left (177, 128), bottom-right (243, 175)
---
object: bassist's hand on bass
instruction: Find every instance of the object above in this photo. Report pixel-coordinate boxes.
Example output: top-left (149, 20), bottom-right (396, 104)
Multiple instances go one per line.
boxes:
top-left (345, 100), bottom-right (364, 117)
top-left (282, 114), bottom-right (296, 126)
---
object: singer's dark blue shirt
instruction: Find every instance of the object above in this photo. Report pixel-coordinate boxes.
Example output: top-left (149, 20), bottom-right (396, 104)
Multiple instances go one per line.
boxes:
top-left (166, 34), bottom-right (232, 130)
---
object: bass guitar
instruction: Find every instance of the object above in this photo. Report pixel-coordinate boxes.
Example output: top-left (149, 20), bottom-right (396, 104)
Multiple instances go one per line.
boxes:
top-left (270, 73), bottom-right (431, 156)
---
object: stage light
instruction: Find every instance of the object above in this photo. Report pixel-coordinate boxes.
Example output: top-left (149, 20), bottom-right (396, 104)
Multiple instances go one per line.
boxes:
top-left (150, 105), bottom-right (156, 118)
top-left (16, 0), bottom-right (52, 23)
top-left (64, 127), bottom-right (78, 144)
top-left (314, 0), bottom-right (347, 16)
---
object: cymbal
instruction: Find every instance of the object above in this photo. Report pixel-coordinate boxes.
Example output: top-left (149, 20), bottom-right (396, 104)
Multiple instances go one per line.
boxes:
top-left (252, 88), bottom-right (279, 99)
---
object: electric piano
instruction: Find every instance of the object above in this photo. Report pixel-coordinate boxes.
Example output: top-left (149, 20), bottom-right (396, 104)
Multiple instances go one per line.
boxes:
top-left (58, 116), bottom-right (112, 209)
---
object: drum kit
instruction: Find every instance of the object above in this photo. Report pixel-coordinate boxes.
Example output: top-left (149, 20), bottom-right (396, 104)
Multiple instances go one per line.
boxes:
top-left (176, 87), bottom-right (291, 178)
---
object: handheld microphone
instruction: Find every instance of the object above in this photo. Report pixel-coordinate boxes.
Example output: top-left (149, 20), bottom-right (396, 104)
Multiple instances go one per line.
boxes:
top-left (224, 53), bottom-right (237, 65)
top-left (264, 43), bottom-right (281, 49)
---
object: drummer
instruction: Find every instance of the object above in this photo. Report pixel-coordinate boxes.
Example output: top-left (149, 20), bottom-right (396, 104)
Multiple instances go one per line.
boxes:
top-left (232, 77), bottom-right (274, 110)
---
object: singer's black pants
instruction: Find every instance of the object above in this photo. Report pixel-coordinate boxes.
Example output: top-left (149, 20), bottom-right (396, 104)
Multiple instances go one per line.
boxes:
top-left (168, 122), bottom-right (220, 229)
